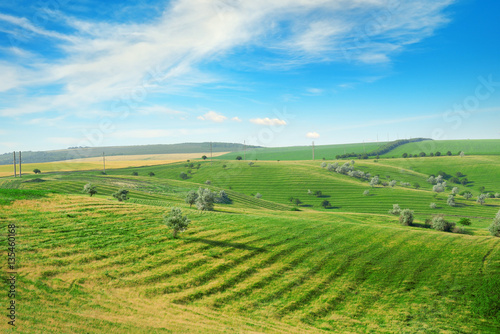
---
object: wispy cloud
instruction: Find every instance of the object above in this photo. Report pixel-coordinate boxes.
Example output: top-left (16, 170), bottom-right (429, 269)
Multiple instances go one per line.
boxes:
top-left (231, 116), bottom-right (242, 122)
top-left (306, 132), bottom-right (320, 139)
top-left (250, 117), bottom-right (287, 126)
top-left (0, 0), bottom-right (454, 118)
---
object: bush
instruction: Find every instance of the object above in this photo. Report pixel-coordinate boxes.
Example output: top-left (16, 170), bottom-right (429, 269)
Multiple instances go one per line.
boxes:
top-left (216, 190), bottom-right (232, 204)
top-left (477, 193), bottom-right (487, 205)
top-left (320, 162), bottom-right (327, 168)
top-left (148, 172), bottom-right (155, 177)
top-left (236, 156), bottom-right (242, 160)
top-left (222, 164), bottom-right (227, 169)
top-left (389, 180), bottom-right (397, 187)
top-left (131, 171), bottom-right (138, 176)
top-left (314, 190), bottom-right (322, 197)
top-left (255, 193), bottom-right (262, 199)
top-left (321, 200), bottom-right (331, 208)
top-left (180, 172), bottom-right (188, 180)
top-left (399, 209), bottom-right (414, 226)
top-left (248, 162), bottom-right (254, 167)
top-left (463, 192), bottom-right (472, 200)
top-left (83, 183), bottom-right (97, 197)
top-left (33, 168), bottom-right (41, 174)
top-left (389, 204), bottom-right (401, 215)
top-left (451, 187), bottom-right (459, 195)
top-left (205, 180), bottom-right (211, 185)
top-left (495, 193), bottom-right (500, 198)
top-left (290, 207), bottom-right (301, 211)
top-left (164, 207), bottom-right (190, 238)
top-left (363, 190), bottom-right (370, 196)
top-left (113, 189), bottom-right (129, 202)
top-left (431, 215), bottom-right (456, 232)
top-left (414, 183), bottom-right (420, 189)
top-left (447, 195), bottom-right (456, 207)
top-left (458, 218), bottom-right (472, 226)
top-left (430, 202), bottom-right (437, 209)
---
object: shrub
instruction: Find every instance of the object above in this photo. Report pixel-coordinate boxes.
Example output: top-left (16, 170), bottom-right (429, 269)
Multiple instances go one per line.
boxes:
top-left (148, 172), bottom-right (155, 177)
top-left (202, 155), bottom-right (207, 160)
top-left (488, 210), bottom-right (500, 237)
top-left (294, 198), bottom-right (302, 206)
top-left (430, 203), bottom-right (437, 209)
top-left (205, 180), bottom-right (211, 185)
top-left (431, 215), bottom-right (456, 232)
top-left (180, 172), bottom-right (188, 180)
top-left (236, 156), bottom-right (242, 160)
top-left (320, 162), bottom-right (327, 168)
top-left (33, 168), bottom-right (41, 174)
top-left (314, 190), bottom-right (322, 197)
top-left (363, 190), bottom-right (370, 196)
top-left (164, 207), bottom-right (190, 238)
top-left (447, 195), bottom-right (456, 207)
top-left (113, 189), bottom-right (129, 202)
top-left (369, 176), bottom-right (380, 187)
top-left (433, 183), bottom-right (445, 193)
top-left (414, 183), bottom-right (420, 189)
top-left (216, 190), bottom-right (232, 204)
top-left (290, 207), bottom-right (301, 211)
top-left (463, 192), bottom-right (473, 200)
top-left (477, 193), bottom-right (487, 205)
top-left (389, 180), bottom-right (397, 187)
top-left (399, 209), bottom-right (414, 226)
top-left (248, 162), bottom-right (254, 167)
top-left (83, 183), bottom-right (97, 197)
top-left (450, 177), bottom-right (460, 184)
top-left (458, 218), bottom-right (472, 226)
top-left (435, 151), bottom-right (441, 156)
top-left (427, 176), bottom-right (436, 184)
top-left (451, 187), bottom-right (459, 195)
top-left (389, 204), bottom-right (401, 215)
top-left (131, 171), bottom-right (138, 176)
top-left (255, 193), bottom-right (262, 199)
top-left (321, 200), bottom-right (331, 208)
top-left (495, 193), bottom-right (500, 198)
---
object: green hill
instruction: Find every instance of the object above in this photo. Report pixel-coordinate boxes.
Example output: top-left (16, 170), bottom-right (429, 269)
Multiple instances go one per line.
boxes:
top-left (382, 139), bottom-right (500, 157)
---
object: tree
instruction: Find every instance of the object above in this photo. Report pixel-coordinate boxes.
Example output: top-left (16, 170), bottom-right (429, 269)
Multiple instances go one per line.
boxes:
top-left (427, 176), bottom-right (436, 184)
top-left (463, 192), bottom-right (473, 200)
top-left (197, 163), bottom-right (201, 169)
top-left (369, 176), bottom-right (380, 187)
top-left (363, 190), bottom-right (370, 196)
top-left (314, 190), bottom-right (322, 197)
top-left (399, 209), bottom-right (414, 226)
top-left (205, 180), bottom-right (211, 185)
top-left (288, 196), bottom-right (294, 203)
top-left (389, 180), bottom-right (397, 187)
top-left (477, 194), bottom-right (487, 205)
top-left (236, 156), bottom-right (242, 160)
top-left (248, 162), bottom-right (254, 167)
top-left (402, 153), bottom-right (408, 158)
top-left (431, 215), bottom-right (455, 232)
top-left (447, 195), bottom-right (456, 207)
top-left (456, 172), bottom-right (464, 177)
top-left (294, 198), bottom-right (302, 206)
top-left (195, 187), bottom-right (215, 212)
top-left (222, 164), bottom-right (227, 169)
top-left (430, 202), bottom-right (437, 209)
top-left (414, 183), bottom-right (420, 189)
top-left (185, 190), bottom-right (198, 208)
top-left (488, 210), bottom-right (500, 237)
top-left (202, 155), bottom-right (207, 160)
top-left (180, 172), bottom-right (188, 180)
top-left (446, 151), bottom-right (452, 156)
top-left (113, 189), bottom-right (129, 202)
top-left (321, 200), bottom-right (331, 208)
top-left (495, 193), bottom-right (500, 198)
top-left (461, 178), bottom-right (468, 186)
top-left (33, 168), bottom-right (41, 174)
top-left (460, 151), bottom-right (465, 158)
top-left (149, 172), bottom-right (155, 176)
top-left (320, 162), bottom-right (327, 168)
top-left (451, 187), bottom-right (459, 195)
top-left (83, 183), bottom-right (97, 197)
top-left (419, 152), bottom-right (426, 157)
top-left (430, 152), bottom-right (434, 157)
top-left (216, 190), bottom-right (231, 204)
top-left (433, 183), bottom-right (445, 193)
top-left (132, 171), bottom-right (138, 176)
top-left (389, 204), bottom-right (401, 215)
top-left (255, 193), bottom-right (262, 199)
top-left (435, 151), bottom-right (441, 156)
top-left (458, 218), bottom-right (472, 226)
top-left (479, 186), bottom-right (485, 193)
top-left (164, 207), bottom-right (190, 238)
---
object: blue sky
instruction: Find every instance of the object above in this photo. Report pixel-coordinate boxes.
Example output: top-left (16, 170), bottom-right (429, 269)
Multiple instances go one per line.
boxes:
top-left (0, 0), bottom-right (499, 153)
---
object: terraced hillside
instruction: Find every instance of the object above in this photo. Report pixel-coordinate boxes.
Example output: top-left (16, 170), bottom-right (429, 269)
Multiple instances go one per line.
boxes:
top-left (2, 195), bottom-right (499, 333)
top-left (381, 139), bottom-right (500, 157)
top-left (1, 154), bottom-right (500, 333)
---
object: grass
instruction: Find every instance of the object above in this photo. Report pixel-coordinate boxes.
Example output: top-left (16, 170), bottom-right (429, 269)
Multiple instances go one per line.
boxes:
top-left (1, 153), bottom-right (500, 332)
top-left (382, 139), bottom-right (500, 157)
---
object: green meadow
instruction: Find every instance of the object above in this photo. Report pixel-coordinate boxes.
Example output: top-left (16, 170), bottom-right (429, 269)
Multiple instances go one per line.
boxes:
top-left (1, 147), bottom-right (500, 333)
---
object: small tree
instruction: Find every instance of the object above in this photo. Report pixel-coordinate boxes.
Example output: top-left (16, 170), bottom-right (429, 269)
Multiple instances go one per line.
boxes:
top-left (180, 172), bottom-right (188, 180)
top-left (321, 200), bottom-right (331, 208)
top-left (488, 210), bottom-right (500, 237)
top-left (446, 151), bottom-right (452, 156)
top-left (427, 176), bottom-right (436, 184)
top-left (435, 151), bottom-right (441, 156)
top-left (369, 176), bottom-right (380, 187)
top-left (236, 156), bottom-right (242, 160)
top-left (113, 189), bottom-right (129, 202)
top-left (205, 180), bottom-right (211, 185)
top-left (459, 151), bottom-right (465, 158)
top-left (255, 193), bottom-right (262, 199)
top-left (430, 202), bottom-right (437, 209)
top-left (149, 172), bottom-right (155, 177)
top-left (320, 162), bottom-right (327, 168)
top-left (195, 187), bottom-right (215, 212)
top-left (33, 168), bottom-right (41, 174)
top-left (307, 189), bottom-right (313, 195)
top-left (185, 190), bottom-right (198, 208)
top-left (164, 207), bottom-right (190, 238)
top-left (248, 162), bottom-right (254, 167)
top-left (463, 192), bottom-right (473, 200)
top-left (202, 155), bottom-right (207, 160)
top-left (495, 193), bottom-right (500, 198)
top-left (479, 186), bottom-right (485, 193)
top-left (389, 204), bottom-right (401, 215)
top-left (414, 183), bottom-right (420, 189)
top-left (447, 195), bottom-right (456, 207)
top-left (477, 193), bottom-right (487, 205)
top-left (399, 209), bottom-right (414, 226)
top-left (222, 164), bottom-right (227, 169)
top-left (458, 218), bottom-right (472, 226)
top-left (216, 190), bottom-right (232, 204)
top-left (132, 171), bottom-right (139, 176)
top-left (451, 187), bottom-right (459, 195)
top-left (83, 183), bottom-right (97, 197)
top-left (389, 180), bottom-right (397, 188)
top-left (402, 153), bottom-right (408, 158)
top-left (314, 190), bottom-right (322, 197)
top-left (363, 190), bottom-right (370, 196)
top-left (294, 198), bottom-right (302, 206)
top-left (431, 215), bottom-right (455, 232)
top-left (433, 183), bottom-right (445, 194)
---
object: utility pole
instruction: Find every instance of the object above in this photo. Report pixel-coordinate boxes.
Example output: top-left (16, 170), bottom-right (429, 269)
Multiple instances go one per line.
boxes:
top-left (312, 141), bottom-right (315, 160)
top-left (103, 152), bottom-right (106, 174)
top-left (19, 151), bottom-right (22, 177)
top-left (13, 152), bottom-right (17, 177)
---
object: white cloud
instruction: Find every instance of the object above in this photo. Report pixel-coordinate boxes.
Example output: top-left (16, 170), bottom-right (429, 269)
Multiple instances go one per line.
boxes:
top-left (0, 0), bottom-right (454, 117)
top-left (231, 116), bottom-right (242, 122)
top-left (306, 132), bottom-right (320, 138)
top-left (306, 88), bottom-right (324, 95)
top-left (250, 117), bottom-right (287, 126)
top-left (198, 111), bottom-right (227, 123)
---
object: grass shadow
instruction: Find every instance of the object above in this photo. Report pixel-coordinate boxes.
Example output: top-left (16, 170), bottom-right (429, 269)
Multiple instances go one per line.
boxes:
top-left (187, 238), bottom-right (265, 251)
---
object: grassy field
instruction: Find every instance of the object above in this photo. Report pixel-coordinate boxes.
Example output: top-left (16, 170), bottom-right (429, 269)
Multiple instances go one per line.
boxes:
top-left (381, 139), bottom-right (500, 157)
top-left (1, 154), bottom-right (500, 333)
top-left (215, 142), bottom-right (387, 161)
top-left (0, 152), bottom-right (227, 177)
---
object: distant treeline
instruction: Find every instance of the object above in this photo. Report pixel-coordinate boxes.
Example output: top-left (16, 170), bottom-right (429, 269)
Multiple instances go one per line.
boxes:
top-left (0, 142), bottom-right (258, 165)
top-left (335, 138), bottom-right (432, 159)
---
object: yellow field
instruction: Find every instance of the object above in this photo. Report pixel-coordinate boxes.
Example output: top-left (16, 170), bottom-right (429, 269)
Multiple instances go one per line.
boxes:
top-left (0, 152), bottom-right (229, 177)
